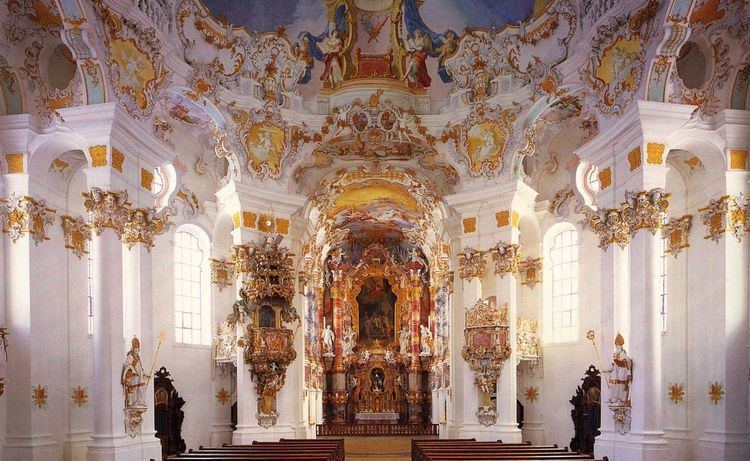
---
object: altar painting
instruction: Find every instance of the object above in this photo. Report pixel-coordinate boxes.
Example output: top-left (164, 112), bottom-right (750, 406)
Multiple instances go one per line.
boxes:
top-left (356, 277), bottom-right (396, 346)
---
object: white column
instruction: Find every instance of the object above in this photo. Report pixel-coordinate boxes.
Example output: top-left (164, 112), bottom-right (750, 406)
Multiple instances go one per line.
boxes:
top-left (209, 279), bottom-right (234, 446)
top-left (86, 211), bottom-right (129, 460)
top-left (2, 175), bottom-right (61, 460)
top-left (456, 273), bottom-right (481, 437)
top-left (595, 245), bottom-right (617, 458)
top-left (620, 230), bottom-right (668, 461)
top-left (123, 244), bottom-right (161, 458)
top-left (493, 268), bottom-right (522, 443)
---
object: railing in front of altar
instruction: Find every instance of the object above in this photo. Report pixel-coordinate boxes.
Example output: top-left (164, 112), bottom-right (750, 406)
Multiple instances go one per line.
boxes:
top-left (316, 423), bottom-right (439, 437)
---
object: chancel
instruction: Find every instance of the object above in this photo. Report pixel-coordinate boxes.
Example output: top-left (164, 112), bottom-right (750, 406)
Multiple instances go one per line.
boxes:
top-left (0, 0), bottom-right (748, 461)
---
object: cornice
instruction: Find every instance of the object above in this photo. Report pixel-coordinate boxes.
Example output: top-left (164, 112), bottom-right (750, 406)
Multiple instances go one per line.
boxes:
top-left (216, 180), bottom-right (306, 217)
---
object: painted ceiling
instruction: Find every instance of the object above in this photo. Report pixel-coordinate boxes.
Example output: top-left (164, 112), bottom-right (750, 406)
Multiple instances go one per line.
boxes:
top-left (201, 0), bottom-right (539, 35)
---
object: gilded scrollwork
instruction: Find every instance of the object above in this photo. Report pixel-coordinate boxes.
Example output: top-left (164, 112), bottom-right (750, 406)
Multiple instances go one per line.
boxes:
top-left (457, 247), bottom-right (486, 280)
top-left (121, 207), bottom-right (171, 250)
top-left (490, 243), bottom-right (521, 277)
top-left (440, 104), bottom-right (520, 178)
top-left (210, 258), bottom-right (235, 291)
top-left (82, 188), bottom-right (131, 236)
top-left (518, 257), bottom-right (542, 288)
top-left (661, 215), bottom-right (692, 257)
top-left (1, 193), bottom-right (56, 245)
top-left (61, 215), bottom-right (91, 259)
top-left (580, 188), bottom-right (670, 250)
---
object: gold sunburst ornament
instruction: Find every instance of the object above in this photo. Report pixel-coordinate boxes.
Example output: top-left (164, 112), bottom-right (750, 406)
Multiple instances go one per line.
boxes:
top-left (71, 386), bottom-right (88, 408)
top-left (667, 383), bottom-right (684, 404)
top-left (708, 381), bottom-right (724, 405)
top-left (32, 385), bottom-right (48, 409)
top-left (216, 387), bottom-right (231, 405)
top-left (524, 386), bottom-right (539, 402)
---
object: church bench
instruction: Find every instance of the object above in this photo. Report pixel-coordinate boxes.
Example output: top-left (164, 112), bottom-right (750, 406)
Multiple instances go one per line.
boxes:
top-left (412, 440), bottom-right (600, 461)
top-left (170, 439), bottom-right (343, 461)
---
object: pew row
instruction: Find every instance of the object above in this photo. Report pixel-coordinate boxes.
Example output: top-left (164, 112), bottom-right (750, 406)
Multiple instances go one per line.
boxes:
top-left (412, 439), bottom-right (609, 461)
top-left (166, 438), bottom-right (344, 461)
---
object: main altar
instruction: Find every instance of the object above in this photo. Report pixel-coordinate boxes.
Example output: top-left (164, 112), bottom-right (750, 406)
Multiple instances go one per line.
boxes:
top-left (315, 243), bottom-right (436, 429)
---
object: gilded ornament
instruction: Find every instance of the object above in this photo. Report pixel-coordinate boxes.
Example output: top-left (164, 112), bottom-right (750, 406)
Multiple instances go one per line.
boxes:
top-left (111, 148), bottom-right (125, 172)
top-left (71, 386), bottom-right (88, 407)
top-left (462, 217), bottom-right (476, 233)
top-left (210, 258), bottom-right (235, 292)
top-left (598, 168), bottom-right (612, 190)
top-left (5, 153), bottom-right (24, 173)
top-left (1, 194), bottom-right (56, 245)
top-left (627, 147), bottom-right (641, 171)
top-left (61, 215), bottom-right (91, 259)
top-left (458, 247), bottom-right (486, 280)
top-left (668, 383), bottom-right (684, 404)
top-left (122, 207), bottom-right (171, 250)
top-left (550, 189), bottom-right (574, 217)
top-left (661, 215), bottom-right (692, 257)
top-left (518, 257), bottom-right (541, 288)
top-left (620, 189), bottom-right (670, 235)
top-left (729, 150), bottom-right (749, 170)
top-left (236, 236), bottom-right (297, 317)
top-left (524, 386), bottom-right (539, 402)
top-left (462, 300), bottom-right (511, 420)
top-left (517, 317), bottom-right (540, 358)
top-left (140, 169), bottom-right (154, 191)
top-left (491, 243), bottom-right (521, 277)
top-left (242, 211), bottom-right (258, 228)
top-left (495, 211), bottom-right (510, 227)
top-left (82, 188), bottom-right (130, 236)
top-left (32, 385), bottom-right (48, 409)
top-left (708, 381), bottom-right (724, 405)
top-left (88, 145), bottom-right (107, 167)
top-left (215, 387), bottom-right (231, 405)
top-left (646, 143), bottom-right (665, 164)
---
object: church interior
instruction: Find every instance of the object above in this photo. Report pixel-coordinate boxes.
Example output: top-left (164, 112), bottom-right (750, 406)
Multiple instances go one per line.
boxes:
top-left (0, 0), bottom-right (748, 460)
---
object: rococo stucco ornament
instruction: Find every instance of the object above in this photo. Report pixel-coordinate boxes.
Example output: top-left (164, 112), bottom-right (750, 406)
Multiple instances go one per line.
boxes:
top-left (61, 215), bottom-right (92, 259)
top-left (580, 188), bottom-right (670, 250)
top-left (458, 247), bottom-right (487, 281)
top-left (82, 188), bottom-right (131, 237)
top-left (461, 299), bottom-right (511, 426)
top-left (122, 207), bottom-right (172, 250)
top-left (661, 215), bottom-right (692, 257)
top-left (518, 258), bottom-right (542, 288)
top-left (491, 243), bottom-right (521, 277)
top-left (1, 193), bottom-right (56, 245)
top-left (210, 258), bottom-right (235, 291)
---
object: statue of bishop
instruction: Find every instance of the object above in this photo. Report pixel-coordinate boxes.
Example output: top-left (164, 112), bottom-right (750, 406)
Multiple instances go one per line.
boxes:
top-left (604, 332), bottom-right (632, 406)
top-left (122, 336), bottom-right (147, 408)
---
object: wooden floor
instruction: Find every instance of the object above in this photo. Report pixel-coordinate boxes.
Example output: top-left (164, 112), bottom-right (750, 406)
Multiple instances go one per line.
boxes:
top-left (321, 435), bottom-right (438, 461)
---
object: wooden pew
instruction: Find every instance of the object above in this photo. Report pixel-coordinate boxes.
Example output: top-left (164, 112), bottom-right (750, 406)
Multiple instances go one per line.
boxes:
top-left (413, 439), bottom-right (608, 461)
top-left (168, 438), bottom-right (344, 461)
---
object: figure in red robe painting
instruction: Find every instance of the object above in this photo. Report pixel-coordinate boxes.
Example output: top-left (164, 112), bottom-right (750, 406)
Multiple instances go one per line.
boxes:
top-left (319, 28), bottom-right (345, 88)
top-left (402, 29), bottom-right (431, 88)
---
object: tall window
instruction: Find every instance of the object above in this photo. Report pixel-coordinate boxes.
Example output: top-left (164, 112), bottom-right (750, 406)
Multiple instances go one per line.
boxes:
top-left (174, 227), bottom-right (211, 345)
top-left (659, 218), bottom-right (668, 333)
top-left (87, 243), bottom-right (94, 336)
top-left (544, 225), bottom-right (580, 343)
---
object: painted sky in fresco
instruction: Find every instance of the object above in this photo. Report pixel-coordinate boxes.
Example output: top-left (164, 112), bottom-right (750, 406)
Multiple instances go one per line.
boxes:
top-left (201, 0), bottom-right (536, 37)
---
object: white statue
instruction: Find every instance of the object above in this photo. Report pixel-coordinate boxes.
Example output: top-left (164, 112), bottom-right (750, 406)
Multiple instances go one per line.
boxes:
top-left (322, 324), bottom-right (335, 355)
top-left (342, 329), bottom-right (355, 357)
top-left (122, 337), bottom-right (147, 408)
top-left (419, 324), bottom-right (433, 356)
top-left (398, 327), bottom-right (411, 354)
top-left (604, 333), bottom-right (632, 406)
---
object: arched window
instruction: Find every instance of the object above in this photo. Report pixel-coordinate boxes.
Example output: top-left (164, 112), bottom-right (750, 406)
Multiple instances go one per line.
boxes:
top-left (173, 226), bottom-right (211, 345)
top-left (543, 224), bottom-right (580, 343)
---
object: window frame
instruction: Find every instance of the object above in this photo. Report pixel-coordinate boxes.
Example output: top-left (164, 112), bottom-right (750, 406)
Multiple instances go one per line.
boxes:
top-left (172, 224), bottom-right (212, 346)
top-left (543, 223), bottom-right (581, 345)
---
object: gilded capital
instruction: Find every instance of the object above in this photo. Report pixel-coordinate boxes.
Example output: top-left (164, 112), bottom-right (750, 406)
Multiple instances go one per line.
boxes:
top-left (210, 258), bottom-right (235, 291)
top-left (458, 247), bottom-right (486, 280)
top-left (122, 207), bottom-right (171, 250)
top-left (61, 215), bottom-right (92, 259)
top-left (1, 193), bottom-right (56, 245)
top-left (518, 257), bottom-right (543, 287)
top-left (698, 196), bottom-right (731, 243)
top-left (82, 188), bottom-right (130, 236)
top-left (661, 215), bottom-right (692, 256)
top-left (620, 189), bottom-right (670, 235)
top-left (490, 243), bottom-right (521, 277)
